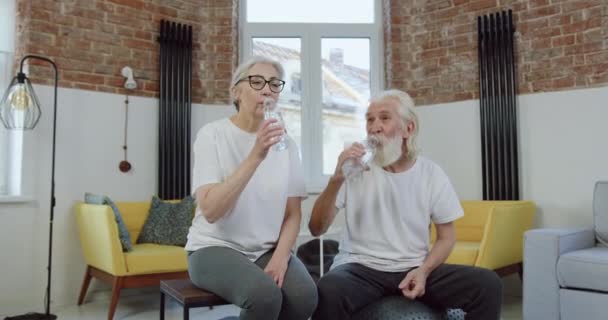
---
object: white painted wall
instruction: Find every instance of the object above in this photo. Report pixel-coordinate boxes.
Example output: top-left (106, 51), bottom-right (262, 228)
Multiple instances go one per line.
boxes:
top-left (0, 86), bottom-right (236, 315)
top-left (417, 86), bottom-right (608, 228)
top-left (0, 85), bottom-right (607, 315)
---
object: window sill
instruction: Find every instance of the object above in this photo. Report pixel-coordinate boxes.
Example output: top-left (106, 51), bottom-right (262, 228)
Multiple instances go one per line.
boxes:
top-left (0, 195), bottom-right (35, 204)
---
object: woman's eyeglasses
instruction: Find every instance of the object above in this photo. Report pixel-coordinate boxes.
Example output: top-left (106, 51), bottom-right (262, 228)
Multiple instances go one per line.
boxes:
top-left (237, 75), bottom-right (285, 93)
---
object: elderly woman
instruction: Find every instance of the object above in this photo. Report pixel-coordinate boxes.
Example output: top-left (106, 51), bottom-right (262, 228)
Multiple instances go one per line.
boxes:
top-left (185, 56), bottom-right (317, 320)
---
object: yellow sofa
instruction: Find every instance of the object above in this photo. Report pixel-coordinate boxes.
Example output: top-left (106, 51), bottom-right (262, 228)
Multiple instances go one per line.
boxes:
top-left (75, 201), bottom-right (189, 320)
top-left (431, 200), bottom-right (535, 276)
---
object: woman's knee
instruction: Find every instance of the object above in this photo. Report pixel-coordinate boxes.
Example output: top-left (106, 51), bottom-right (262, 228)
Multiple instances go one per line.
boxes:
top-left (244, 280), bottom-right (283, 312)
top-left (286, 277), bottom-right (319, 316)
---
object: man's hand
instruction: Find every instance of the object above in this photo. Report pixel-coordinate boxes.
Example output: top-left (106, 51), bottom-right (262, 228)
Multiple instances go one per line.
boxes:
top-left (399, 267), bottom-right (429, 299)
top-left (264, 254), bottom-right (290, 288)
top-left (332, 142), bottom-right (367, 181)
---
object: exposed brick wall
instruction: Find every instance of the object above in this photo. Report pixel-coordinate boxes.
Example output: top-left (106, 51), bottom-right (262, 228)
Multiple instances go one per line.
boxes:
top-left (13, 0), bottom-right (606, 106)
top-left (14, 0), bottom-right (238, 104)
top-left (385, 0), bottom-right (608, 105)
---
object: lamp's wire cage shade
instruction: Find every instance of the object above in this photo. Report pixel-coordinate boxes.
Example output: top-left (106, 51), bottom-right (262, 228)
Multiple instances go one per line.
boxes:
top-left (0, 75), bottom-right (42, 130)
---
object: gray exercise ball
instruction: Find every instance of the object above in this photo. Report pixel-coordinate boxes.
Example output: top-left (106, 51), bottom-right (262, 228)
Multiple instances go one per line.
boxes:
top-left (352, 296), bottom-right (465, 320)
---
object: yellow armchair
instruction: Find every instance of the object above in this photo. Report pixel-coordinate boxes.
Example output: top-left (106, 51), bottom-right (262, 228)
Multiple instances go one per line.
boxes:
top-left (431, 200), bottom-right (535, 276)
top-left (75, 201), bottom-right (189, 320)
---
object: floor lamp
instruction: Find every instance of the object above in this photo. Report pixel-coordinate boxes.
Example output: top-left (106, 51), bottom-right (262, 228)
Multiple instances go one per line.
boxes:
top-left (0, 55), bottom-right (58, 320)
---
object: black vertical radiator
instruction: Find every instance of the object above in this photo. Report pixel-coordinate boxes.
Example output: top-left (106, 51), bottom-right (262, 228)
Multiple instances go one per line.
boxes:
top-left (477, 10), bottom-right (519, 201)
top-left (158, 20), bottom-right (193, 200)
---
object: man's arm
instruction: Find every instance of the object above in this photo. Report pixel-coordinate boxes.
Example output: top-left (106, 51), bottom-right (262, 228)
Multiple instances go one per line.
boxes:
top-left (419, 222), bottom-right (456, 274)
top-left (309, 142), bottom-right (367, 236)
top-left (400, 221), bottom-right (456, 299)
top-left (309, 176), bottom-right (343, 236)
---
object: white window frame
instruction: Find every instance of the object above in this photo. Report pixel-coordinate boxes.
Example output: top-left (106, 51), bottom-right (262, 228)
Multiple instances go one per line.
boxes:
top-left (0, 0), bottom-right (24, 198)
top-left (0, 50), bottom-right (10, 195)
top-left (240, 0), bottom-right (384, 192)
top-left (0, 51), bottom-right (24, 198)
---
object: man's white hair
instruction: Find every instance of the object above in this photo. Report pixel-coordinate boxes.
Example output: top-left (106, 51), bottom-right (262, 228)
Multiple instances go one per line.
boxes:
top-left (370, 89), bottom-right (420, 160)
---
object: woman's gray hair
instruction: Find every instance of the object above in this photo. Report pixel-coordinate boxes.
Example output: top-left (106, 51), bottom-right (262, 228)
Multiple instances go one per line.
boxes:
top-left (230, 56), bottom-right (285, 111)
top-left (370, 89), bottom-right (420, 160)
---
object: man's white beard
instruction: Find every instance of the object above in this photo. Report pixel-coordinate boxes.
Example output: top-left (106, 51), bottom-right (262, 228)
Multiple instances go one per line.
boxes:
top-left (371, 134), bottom-right (403, 167)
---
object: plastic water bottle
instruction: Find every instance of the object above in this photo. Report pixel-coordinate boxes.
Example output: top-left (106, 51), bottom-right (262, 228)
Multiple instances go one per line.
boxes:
top-left (341, 137), bottom-right (379, 179)
top-left (263, 97), bottom-right (288, 151)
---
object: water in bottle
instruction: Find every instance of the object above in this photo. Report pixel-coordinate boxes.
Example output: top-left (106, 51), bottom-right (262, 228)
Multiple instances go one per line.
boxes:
top-left (341, 137), bottom-right (379, 179)
top-left (263, 97), bottom-right (288, 151)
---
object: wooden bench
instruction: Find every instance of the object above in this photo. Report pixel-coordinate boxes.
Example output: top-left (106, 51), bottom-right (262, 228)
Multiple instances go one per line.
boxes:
top-left (160, 279), bottom-right (230, 320)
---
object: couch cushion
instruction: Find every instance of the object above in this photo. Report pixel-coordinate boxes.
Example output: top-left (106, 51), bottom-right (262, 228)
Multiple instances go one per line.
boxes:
top-left (443, 241), bottom-right (479, 265)
top-left (557, 246), bottom-right (608, 293)
top-left (116, 202), bottom-right (153, 241)
top-left (457, 202), bottom-right (494, 241)
top-left (594, 181), bottom-right (608, 246)
top-left (124, 243), bottom-right (188, 274)
top-left (84, 192), bottom-right (133, 252)
top-left (137, 196), bottom-right (195, 246)
top-left (560, 289), bottom-right (608, 320)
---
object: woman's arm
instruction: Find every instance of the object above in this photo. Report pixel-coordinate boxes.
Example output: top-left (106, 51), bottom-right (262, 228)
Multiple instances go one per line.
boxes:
top-left (274, 196), bottom-right (302, 259)
top-left (195, 155), bottom-right (262, 223)
top-left (196, 119), bottom-right (285, 223)
top-left (264, 196), bottom-right (302, 287)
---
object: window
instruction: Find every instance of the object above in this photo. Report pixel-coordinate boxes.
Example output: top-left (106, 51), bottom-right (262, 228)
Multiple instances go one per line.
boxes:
top-left (0, 0), bottom-right (20, 196)
top-left (241, 0), bottom-right (383, 191)
top-left (0, 51), bottom-right (11, 195)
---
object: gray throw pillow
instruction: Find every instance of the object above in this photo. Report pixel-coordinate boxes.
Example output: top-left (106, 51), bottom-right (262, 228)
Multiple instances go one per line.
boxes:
top-left (594, 181), bottom-right (608, 246)
top-left (84, 192), bottom-right (133, 252)
top-left (137, 196), bottom-right (195, 246)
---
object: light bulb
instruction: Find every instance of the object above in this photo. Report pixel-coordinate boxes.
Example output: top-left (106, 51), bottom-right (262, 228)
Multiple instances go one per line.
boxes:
top-left (8, 84), bottom-right (30, 110)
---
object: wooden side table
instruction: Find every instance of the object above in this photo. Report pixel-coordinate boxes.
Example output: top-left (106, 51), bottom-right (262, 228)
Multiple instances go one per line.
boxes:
top-left (160, 279), bottom-right (229, 320)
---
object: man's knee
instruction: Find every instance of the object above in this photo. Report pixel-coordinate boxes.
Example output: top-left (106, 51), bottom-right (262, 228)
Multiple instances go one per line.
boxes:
top-left (474, 268), bottom-right (503, 297)
top-left (317, 273), bottom-right (347, 300)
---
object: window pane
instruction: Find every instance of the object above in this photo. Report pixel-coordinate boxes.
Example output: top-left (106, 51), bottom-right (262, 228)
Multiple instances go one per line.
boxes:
top-left (252, 38), bottom-right (302, 155)
top-left (321, 38), bottom-right (370, 175)
top-left (0, 51), bottom-right (11, 195)
top-left (247, 0), bottom-right (374, 23)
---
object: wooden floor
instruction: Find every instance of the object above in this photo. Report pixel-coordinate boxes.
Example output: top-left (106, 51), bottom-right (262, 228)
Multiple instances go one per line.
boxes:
top-left (11, 275), bottom-right (525, 320)
top-left (51, 292), bottom-right (523, 319)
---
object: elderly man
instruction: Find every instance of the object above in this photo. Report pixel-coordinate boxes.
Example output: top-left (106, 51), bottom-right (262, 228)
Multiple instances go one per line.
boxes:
top-left (309, 89), bottom-right (503, 320)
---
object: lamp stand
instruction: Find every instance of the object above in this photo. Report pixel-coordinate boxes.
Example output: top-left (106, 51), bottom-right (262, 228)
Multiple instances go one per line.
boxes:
top-left (3, 55), bottom-right (58, 320)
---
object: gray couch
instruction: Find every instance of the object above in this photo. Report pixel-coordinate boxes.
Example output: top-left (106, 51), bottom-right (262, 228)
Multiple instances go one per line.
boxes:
top-left (523, 181), bottom-right (608, 320)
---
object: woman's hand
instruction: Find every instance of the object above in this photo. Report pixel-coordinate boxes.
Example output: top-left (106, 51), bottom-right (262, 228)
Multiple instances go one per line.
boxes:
top-left (331, 142), bottom-right (367, 182)
top-left (399, 267), bottom-right (429, 299)
top-left (250, 118), bottom-right (285, 162)
top-left (264, 254), bottom-right (290, 288)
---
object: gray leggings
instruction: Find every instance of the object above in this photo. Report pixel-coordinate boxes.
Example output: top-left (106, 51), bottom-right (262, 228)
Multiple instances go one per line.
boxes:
top-left (188, 246), bottom-right (318, 320)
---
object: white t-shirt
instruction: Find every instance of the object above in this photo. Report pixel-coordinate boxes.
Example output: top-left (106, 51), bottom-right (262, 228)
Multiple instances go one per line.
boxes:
top-left (185, 118), bottom-right (307, 260)
top-left (331, 156), bottom-right (463, 272)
